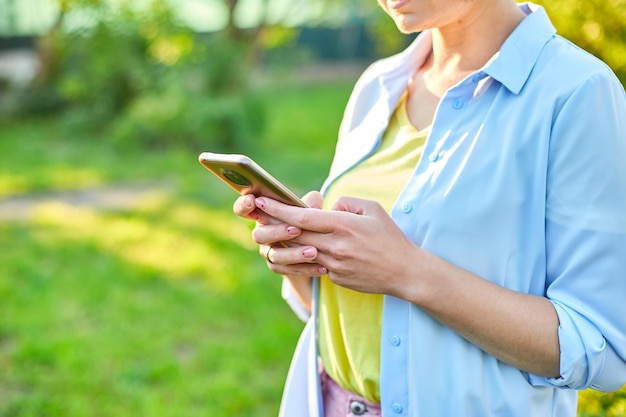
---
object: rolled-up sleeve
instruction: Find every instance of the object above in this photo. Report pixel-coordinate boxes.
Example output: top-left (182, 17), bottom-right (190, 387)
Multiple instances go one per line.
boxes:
top-left (530, 71), bottom-right (626, 391)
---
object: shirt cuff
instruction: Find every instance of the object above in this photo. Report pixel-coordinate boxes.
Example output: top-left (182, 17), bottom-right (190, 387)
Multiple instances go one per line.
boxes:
top-left (528, 301), bottom-right (606, 390)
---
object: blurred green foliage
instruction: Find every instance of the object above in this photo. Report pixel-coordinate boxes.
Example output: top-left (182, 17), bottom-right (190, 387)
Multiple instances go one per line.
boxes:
top-left (1, 0), bottom-right (265, 151)
top-left (579, 388), bottom-right (626, 417)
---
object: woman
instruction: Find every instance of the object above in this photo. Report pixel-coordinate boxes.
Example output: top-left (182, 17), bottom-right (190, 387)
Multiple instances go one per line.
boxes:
top-left (234, 0), bottom-right (626, 415)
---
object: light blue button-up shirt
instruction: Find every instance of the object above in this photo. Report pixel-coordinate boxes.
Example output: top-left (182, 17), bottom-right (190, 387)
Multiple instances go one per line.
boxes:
top-left (279, 3), bottom-right (626, 416)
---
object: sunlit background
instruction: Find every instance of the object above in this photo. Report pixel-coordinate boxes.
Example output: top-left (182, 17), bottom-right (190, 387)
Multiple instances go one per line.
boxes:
top-left (0, 0), bottom-right (624, 416)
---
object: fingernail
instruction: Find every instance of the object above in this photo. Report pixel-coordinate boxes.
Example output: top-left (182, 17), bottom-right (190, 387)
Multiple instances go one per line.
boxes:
top-left (255, 198), bottom-right (266, 209)
top-left (286, 226), bottom-right (300, 235)
top-left (245, 195), bottom-right (254, 207)
top-left (302, 248), bottom-right (316, 258)
top-left (317, 266), bottom-right (328, 275)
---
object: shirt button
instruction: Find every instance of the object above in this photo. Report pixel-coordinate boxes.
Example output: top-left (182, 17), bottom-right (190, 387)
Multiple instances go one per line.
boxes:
top-left (429, 150), bottom-right (445, 162)
top-left (392, 403), bottom-right (404, 413)
top-left (390, 335), bottom-right (401, 346)
top-left (402, 204), bottom-right (412, 213)
top-left (452, 99), bottom-right (464, 109)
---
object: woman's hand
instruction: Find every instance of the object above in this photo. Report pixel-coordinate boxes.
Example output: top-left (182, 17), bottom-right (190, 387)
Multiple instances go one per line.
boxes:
top-left (233, 191), bottom-right (328, 277)
top-left (253, 195), bottom-right (423, 298)
top-left (233, 191), bottom-right (327, 314)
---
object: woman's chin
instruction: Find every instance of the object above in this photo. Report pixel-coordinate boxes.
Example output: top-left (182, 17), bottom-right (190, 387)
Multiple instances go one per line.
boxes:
top-left (391, 16), bottom-right (422, 34)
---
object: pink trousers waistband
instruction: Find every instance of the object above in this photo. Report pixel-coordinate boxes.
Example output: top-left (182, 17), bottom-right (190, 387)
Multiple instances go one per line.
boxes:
top-left (320, 369), bottom-right (382, 417)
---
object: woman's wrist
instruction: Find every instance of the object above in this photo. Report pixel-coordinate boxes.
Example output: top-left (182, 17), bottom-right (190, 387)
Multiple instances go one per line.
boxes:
top-left (283, 275), bottom-right (313, 313)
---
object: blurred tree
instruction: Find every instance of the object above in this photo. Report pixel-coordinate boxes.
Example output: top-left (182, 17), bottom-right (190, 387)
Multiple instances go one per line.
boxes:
top-left (214, 0), bottom-right (410, 62)
top-left (1, 0), bottom-right (266, 151)
top-left (177, 0), bottom-right (307, 66)
top-left (0, 0), bottom-right (17, 34)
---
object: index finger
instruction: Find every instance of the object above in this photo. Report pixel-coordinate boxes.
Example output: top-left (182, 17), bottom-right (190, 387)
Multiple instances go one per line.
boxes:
top-left (254, 197), bottom-right (335, 233)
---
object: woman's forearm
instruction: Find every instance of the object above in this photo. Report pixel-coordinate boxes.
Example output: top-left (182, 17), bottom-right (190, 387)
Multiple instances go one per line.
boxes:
top-left (283, 274), bottom-right (313, 314)
top-left (407, 249), bottom-right (561, 378)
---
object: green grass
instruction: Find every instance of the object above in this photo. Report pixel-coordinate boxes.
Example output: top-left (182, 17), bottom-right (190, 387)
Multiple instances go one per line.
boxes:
top-left (0, 215), bottom-right (293, 416)
top-left (0, 77), bottom-right (355, 416)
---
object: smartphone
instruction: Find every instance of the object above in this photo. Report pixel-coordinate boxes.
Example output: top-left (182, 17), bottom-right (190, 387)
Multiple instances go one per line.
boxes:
top-left (198, 152), bottom-right (307, 208)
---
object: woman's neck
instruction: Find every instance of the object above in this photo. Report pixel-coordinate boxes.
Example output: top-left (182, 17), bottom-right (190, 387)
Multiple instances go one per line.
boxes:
top-left (424, 1), bottom-right (526, 92)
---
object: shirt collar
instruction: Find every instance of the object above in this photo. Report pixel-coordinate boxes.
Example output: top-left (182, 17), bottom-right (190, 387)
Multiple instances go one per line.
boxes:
top-left (376, 31), bottom-right (433, 114)
top-left (378, 2), bottom-right (556, 96)
top-left (483, 3), bottom-right (556, 94)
